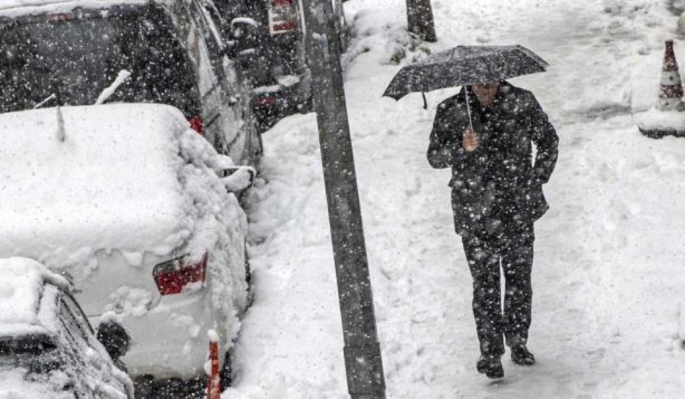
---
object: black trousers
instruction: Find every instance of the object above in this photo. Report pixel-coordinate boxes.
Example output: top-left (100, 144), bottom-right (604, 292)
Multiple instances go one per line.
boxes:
top-left (461, 222), bottom-right (535, 357)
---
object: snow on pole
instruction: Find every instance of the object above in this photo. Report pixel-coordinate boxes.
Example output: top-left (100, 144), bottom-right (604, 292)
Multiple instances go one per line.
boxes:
top-left (95, 70), bottom-right (132, 105)
top-left (206, 329), bottom-right (221, 399)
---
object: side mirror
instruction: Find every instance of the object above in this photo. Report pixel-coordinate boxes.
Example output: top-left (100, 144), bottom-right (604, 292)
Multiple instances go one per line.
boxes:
top-left (96, 319), bottom-right (131, 362)
top-left (220, 165), bottom-right (256, 192)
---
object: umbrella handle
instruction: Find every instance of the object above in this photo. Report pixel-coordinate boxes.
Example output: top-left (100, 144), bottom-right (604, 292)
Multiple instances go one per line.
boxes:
top-left (464, 86), bottom-right (475, 133)
top-left (422, 92), bottom-right (427, 110)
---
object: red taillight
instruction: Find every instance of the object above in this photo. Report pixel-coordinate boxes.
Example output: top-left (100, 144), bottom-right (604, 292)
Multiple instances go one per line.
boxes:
top-left (253, 96), bottom-right (277, 107)
top-left (269, 0), bottom-right (298, 34)
top-left (272, 20), bottom-right (298, 32)
top-left (153, 254), bottom-right (208, 296)
top-left (188, 116), bottom-right (204, 135)
top-left (46, 13), bottom-right (73, 22)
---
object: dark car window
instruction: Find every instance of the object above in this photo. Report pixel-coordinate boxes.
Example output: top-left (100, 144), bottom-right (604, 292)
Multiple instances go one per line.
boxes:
top-left (0, 5), bottom-right (201, 117)
top-left (0, 335), bottom-right (56, 356)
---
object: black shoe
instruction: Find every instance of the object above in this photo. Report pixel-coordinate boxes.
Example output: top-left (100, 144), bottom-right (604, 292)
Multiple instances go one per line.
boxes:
top-left (511, 345), bottom-right (535, 365)
top-left (476, 355), bottom-right (504, 379)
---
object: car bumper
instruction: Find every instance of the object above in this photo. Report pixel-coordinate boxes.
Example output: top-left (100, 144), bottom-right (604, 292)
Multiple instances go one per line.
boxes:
top-left (251, 69), bottom-right (312, 115)
top-left (92, 290), bottom-right (223, 380)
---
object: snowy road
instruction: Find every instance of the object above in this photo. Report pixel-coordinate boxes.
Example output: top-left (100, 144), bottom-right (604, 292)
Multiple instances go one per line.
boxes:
top-left (227, 0), bottom-right (685, 398)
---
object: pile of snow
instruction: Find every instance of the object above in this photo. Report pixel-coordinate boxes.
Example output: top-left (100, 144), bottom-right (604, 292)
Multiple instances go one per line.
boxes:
top-left (635, 106), bottom-right (685, 131)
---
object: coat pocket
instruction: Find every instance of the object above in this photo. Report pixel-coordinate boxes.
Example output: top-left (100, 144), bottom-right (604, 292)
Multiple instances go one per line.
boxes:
top-left (515, 183), bottom-right (549, 223)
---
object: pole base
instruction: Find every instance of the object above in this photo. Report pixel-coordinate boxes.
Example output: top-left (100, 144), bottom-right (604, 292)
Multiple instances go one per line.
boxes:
top-left (343, 343), bottom-right (386, 398)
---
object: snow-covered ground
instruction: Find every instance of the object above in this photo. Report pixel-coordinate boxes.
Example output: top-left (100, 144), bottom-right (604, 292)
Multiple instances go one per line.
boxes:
top-left (227, 0), bottom-right (685, 397)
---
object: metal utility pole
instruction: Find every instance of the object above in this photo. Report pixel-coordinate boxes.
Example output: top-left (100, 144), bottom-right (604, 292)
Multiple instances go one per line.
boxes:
top-left (301, 1), bottom-right (386, 398)
top-left (406, 0), bottom-right (437, 42)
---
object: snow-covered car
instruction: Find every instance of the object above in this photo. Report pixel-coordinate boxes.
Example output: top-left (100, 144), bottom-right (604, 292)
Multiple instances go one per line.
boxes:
top-left (213, 0), bottom-right (348, 131)
top-left (0, 257), bottom-right (134, 399)
top-left (0, 104), bottom-right (253, 395)
top-left (0, 0), bottom-right (262, 166)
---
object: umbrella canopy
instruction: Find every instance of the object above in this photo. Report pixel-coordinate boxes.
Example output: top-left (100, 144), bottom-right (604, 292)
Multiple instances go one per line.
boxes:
top-left (383, 45), bottom-right (549, 100)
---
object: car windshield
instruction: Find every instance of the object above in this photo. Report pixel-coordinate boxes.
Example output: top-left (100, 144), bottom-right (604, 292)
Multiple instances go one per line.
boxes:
top-left (0, 5), bottom-right (200, 117)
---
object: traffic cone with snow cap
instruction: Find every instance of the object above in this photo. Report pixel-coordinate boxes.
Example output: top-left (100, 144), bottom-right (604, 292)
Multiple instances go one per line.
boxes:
top-left (659, 40), bottom-right (684, 110)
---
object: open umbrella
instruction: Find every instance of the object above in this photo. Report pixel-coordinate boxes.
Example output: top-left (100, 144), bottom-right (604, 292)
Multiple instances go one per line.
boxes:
top-left (383, 45), bottom-right (549, 99)
top-left (383, 44), bottom-right (549, 132)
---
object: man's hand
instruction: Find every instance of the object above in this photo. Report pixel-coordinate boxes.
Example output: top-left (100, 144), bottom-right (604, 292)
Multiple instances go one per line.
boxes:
top-left (463, 128), bottom-right (480, 152)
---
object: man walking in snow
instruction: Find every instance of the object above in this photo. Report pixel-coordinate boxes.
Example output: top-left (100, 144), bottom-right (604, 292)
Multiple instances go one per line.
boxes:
top-left (427, 81), bottom-right (558, 379)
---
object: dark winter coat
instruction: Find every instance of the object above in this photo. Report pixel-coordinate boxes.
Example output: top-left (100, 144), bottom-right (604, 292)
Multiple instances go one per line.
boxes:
top-left (427, 82), bottom-right (558, 235)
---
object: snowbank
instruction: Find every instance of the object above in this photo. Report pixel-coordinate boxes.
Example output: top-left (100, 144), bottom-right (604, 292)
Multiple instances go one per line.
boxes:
top-left (635, 106), bottom-right (685, 133)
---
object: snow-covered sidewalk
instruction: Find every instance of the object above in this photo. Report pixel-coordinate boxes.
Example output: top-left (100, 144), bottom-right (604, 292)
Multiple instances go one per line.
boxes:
top-left (227, 0), bottom-right (685, 397)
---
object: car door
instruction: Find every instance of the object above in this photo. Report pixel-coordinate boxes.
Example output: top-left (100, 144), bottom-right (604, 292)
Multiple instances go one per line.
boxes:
top-left (192, 0), bottom-right (261, 165)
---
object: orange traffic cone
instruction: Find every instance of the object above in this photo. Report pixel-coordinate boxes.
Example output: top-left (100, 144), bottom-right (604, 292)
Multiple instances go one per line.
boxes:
top-left (659, 40), bottom-right (684, 110)
top-left (207, 331), bottom-right (221, 399)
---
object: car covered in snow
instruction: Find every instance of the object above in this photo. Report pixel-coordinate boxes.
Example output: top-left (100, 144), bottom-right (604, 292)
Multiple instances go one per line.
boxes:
top-left (0, 0), bottom-right (262, 166)
top-left (213, 0), bottom-right (348, 131)
top-left (0, 257), bottom-right (134, 399)
top-left (0, 104), bottom-right (253, 396)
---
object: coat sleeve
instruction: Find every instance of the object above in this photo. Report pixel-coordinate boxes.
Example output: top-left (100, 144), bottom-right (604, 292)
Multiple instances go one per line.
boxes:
top-left (526, 94), bottom-right (558, 184)
top-left (427, 101), bottom-right (472, 169)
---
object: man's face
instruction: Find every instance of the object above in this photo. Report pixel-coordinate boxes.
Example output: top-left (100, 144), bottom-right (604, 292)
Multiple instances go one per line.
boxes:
top-left (472, 83), bottom-right (500, 107)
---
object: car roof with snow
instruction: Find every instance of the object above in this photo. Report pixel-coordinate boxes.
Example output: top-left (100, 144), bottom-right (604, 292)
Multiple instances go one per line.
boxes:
top-left (0, 104), bottom-right (213, 268)
top-left (0, 258), bottom-right (69, 337)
